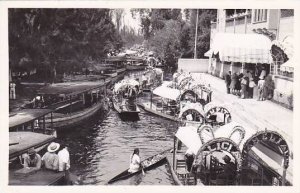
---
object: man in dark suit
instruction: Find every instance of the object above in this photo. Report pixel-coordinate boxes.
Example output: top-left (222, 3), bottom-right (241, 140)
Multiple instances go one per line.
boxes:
top-left (225, 71), bottom-right (231, 94)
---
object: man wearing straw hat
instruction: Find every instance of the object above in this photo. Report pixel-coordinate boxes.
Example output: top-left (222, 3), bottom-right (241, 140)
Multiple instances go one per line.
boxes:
top-left (42, 142), bottom-right (60, 171)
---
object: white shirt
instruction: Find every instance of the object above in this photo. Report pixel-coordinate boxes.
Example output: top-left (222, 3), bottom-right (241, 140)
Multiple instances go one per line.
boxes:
top-left (58, 148), bottom-right (70, 171)
top-left (128, 154), bottom-right (141, 173)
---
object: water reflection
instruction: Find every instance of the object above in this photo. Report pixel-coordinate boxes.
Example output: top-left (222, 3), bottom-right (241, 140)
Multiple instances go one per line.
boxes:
top-left (57, 107), bottom-right (177, 185)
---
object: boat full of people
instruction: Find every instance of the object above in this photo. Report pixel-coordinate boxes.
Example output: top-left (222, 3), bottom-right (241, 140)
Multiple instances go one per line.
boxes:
top-left (112, 79), bottom-right (141, 120)
top-left (9, 108), bottom-right (78, 185)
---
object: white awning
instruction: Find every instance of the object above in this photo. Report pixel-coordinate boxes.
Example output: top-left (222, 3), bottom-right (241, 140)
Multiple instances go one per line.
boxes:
top-left (178, 103), bottom-right (205, 119)
top-left (153, 86), bottom-right (181, 101)
top-left (280, 58), bottom-right (294, 72)
top-left (208, 33), bottom-right (273, 64)
top-left (175, 126), bottom-right (202, 155)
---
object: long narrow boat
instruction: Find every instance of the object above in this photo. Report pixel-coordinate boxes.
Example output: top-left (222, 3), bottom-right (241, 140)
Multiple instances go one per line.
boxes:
top-left (26, 80), bottom-right (110, 129)
top-left (107, 148), bottom-right (172, 184)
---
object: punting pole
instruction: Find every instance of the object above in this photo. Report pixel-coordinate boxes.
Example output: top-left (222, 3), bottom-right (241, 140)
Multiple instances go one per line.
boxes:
top-left (51, 112), bottom-right (53, 130)
top-left (43, 116), bottom-right (46, 134)
top-left (150, 89), bottom-right (153, 109)
top-left (173, 137), bottom-right (176, 170)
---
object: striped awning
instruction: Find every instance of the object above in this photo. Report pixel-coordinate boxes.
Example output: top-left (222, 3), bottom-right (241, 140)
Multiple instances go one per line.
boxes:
top-left (206, 33), bottom-right (273, 64)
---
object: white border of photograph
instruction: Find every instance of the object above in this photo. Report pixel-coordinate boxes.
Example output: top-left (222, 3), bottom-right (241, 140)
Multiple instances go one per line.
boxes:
top-left (0, 1), bottom-right (299, 193)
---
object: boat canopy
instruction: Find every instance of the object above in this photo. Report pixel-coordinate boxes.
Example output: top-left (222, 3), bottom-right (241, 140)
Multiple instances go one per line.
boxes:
top-left (153, 86), bottom-right (181, 101)
top-left (9, 109), bottom-right (54, 129)
top-left (113, 79), bottom-right (140, 93)
top-left (37, 81), bottom-right (107, 96)
top-left (178, 103), bottom-right (205, 119)
top-left (175, 126), bottom-right (202, 155)
top-left (9, 131), bottom-right (55, 159)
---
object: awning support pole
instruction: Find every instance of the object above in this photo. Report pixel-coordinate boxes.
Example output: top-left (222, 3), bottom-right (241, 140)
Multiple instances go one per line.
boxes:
top-left (219, 61), bottom-right (224, 78)
top-left (230, 62), bottom-right (234, 72)
top-left (241, 62), bottom-right (245, 74)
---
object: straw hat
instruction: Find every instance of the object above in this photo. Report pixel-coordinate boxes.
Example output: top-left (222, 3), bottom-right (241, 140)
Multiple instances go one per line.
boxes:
top-left (47, 142), bottom-right (60, 153)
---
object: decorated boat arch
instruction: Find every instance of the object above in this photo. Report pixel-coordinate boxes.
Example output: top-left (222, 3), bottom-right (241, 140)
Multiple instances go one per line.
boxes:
top-left (178, 103), bottom-right (205, 126)
top-left (113, 79), bottom-right (140, 98)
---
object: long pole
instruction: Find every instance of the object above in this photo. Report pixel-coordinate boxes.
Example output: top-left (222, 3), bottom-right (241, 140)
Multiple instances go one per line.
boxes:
top-left (194, 9), bottom-right (199, 59)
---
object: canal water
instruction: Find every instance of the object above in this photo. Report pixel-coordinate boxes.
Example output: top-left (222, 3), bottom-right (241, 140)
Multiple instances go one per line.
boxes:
top-left (57, 98), bottom-right (177, 185)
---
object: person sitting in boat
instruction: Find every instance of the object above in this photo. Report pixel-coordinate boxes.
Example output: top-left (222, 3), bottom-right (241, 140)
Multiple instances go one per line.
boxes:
top-left (42, 142), bottom-right (60, 171)
top-left (128, 148), bottom-right (142, 173)
top-left (185, 148), bottom-right (195, 172)
top-left (142, 73), bottom-right (147, 88)
top-left (23, 148), bottom-right (42, 170)
top-left (218, 155), bottom-right (237, 184)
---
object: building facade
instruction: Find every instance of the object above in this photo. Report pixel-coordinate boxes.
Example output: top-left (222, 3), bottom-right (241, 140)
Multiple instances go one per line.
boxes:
top-left (206, 9), bottom-right (294, 107)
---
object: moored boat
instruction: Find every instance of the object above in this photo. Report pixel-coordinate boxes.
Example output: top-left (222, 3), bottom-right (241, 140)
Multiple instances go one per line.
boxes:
top-left (139, 80), bottom-right (212, 124)
top-left (9, 108), bottom-right (69, 185)
top-left (165, 109), bottom-right (293, 186)
top-left (107, 148), bottom-right (171, 184)
top-left (26, 80), bottom-right (109, 129)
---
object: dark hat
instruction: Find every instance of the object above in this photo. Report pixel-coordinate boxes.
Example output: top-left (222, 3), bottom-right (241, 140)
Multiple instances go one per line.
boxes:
top-left (28, 148), bottom-right (36, 155)
top-left (223, 155), bottom-right (231, 163)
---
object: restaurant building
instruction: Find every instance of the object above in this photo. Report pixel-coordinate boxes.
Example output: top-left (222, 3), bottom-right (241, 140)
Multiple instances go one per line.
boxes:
top-left (205, 9), bottom-right (294, 107)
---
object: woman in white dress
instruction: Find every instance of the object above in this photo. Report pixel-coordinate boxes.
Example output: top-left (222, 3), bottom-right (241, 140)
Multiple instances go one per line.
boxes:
top-left (128, 148), bottom-right (141, 173)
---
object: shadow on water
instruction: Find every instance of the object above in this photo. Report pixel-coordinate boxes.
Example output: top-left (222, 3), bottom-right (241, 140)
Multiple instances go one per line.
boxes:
top-left (56, 105), bottom-right (177, 185)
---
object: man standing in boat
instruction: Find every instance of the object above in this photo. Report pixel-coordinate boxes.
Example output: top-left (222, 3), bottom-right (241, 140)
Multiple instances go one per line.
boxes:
top-left (58, 143), bottom-right (71, 184)
top-left (128, 148), bottom-right (142, 173)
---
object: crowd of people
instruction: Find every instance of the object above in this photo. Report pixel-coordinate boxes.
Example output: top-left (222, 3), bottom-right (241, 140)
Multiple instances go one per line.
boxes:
top-left (225, 68), bottom-right (275, 101)
top-left (22, 142), bottom-right (71, 183)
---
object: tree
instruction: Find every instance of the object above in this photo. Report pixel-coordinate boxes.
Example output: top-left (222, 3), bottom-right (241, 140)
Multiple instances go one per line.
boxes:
top-left (9, 9), bottom-right (123, 82)
top-left (149, 20), bottom-right (182, 68)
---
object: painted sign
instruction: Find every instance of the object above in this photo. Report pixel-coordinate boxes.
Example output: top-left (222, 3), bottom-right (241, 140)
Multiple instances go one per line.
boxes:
top-left (194, 138), bottom-right (242, 170)
top-left (242, 131), bottom-right (290, 169)
top-left (205, 106), bottom-right (232, 125)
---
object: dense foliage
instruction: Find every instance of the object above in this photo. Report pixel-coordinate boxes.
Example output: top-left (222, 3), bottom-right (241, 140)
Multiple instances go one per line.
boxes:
top-left (9, 9), bottom-right (123, 82)
top-left (131, 9), bottom-right (217, 69)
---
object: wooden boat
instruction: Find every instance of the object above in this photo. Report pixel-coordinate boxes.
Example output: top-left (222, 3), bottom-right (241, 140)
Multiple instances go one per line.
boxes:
top-left (107, 148), bottom-right (172, 184)
top-left (138, 102), bottom-right (178, 122)
top-left (8, 108), bottom-right (71, 185)
top-left (26, 80), bottom-right (110, 129)
top-left (112, 79), bottom-right (141, 120)
top-left (112, 97), bottom-right (140, 120)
